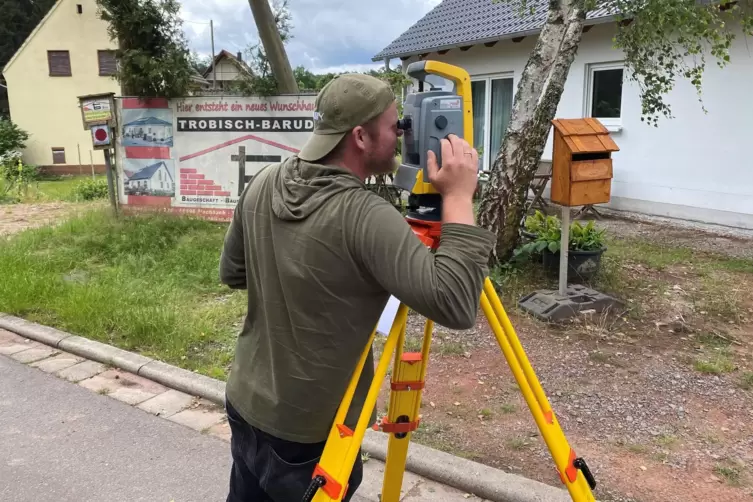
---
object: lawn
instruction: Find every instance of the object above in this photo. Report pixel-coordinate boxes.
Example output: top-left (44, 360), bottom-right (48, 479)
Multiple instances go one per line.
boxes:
top-left (0, 208), bottom-right (245, 378)
top-left (0, 174), bottom-right (107, 203)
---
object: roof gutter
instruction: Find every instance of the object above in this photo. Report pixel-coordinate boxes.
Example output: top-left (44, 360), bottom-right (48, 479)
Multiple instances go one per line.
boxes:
top-left (371, 15), bottom-right (617, 62)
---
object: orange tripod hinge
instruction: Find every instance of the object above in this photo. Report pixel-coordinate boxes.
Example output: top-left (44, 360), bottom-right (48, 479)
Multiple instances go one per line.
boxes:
top-left (375, 416), bottom-right (421, 434)
top-left (312, 464), bottom-right (346, 500)
top-left (390, 380), bottom-right (425, 391)
top-left (558, 448), bottom-right (579, 485)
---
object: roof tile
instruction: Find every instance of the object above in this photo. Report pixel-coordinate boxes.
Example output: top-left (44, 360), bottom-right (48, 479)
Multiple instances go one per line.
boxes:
top-left (372, 0), bottom-right (614, 61)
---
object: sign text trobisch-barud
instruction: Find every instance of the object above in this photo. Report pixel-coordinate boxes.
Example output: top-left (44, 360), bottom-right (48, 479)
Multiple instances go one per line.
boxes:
top-left (177, 117), bottom-right (314, 133)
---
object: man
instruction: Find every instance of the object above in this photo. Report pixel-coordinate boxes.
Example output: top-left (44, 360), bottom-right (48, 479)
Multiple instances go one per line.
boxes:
top-left (219, 73), bottom-right (496, 501)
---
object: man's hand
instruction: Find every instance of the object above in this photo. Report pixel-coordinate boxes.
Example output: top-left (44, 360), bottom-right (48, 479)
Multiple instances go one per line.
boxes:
top-left (426, 134), bottom-right (479, 226)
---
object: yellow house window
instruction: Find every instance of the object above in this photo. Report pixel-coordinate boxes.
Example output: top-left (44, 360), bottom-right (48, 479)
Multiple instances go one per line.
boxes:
top-left (48, 51), bottom-right (71, 77)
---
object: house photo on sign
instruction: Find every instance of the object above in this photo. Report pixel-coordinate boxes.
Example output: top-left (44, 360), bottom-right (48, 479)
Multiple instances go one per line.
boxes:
top-left (116, 98), bottom-right (177, 209)
top-left (121, 109), bottom-right (174, 147)
top-left (172, 95), bottom-right (316, 214)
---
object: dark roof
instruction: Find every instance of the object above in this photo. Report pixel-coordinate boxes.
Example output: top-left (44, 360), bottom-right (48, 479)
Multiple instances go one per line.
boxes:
top-left (124, 117), bottom-right (172, 127)
top-left (129, 161), bottom-right (167, 181)
top-left (372, 0), bottom-right (616, 61)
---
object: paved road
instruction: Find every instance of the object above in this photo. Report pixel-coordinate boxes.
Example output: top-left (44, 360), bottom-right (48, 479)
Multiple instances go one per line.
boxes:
top-left (1, 354), bottom-right (240, 502)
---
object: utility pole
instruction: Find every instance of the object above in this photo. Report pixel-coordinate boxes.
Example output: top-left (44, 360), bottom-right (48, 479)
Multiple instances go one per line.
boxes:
top-left (210, 19), bottom-right (217, 89)
top-left (247, 0), bottom-right (298, 94)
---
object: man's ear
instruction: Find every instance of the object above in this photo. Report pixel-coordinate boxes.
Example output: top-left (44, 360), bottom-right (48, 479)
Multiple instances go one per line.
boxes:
top-left (351, 125), bottom-right (368, 152)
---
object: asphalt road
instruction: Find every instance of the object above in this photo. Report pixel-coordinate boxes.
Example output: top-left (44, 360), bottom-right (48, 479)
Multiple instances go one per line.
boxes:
top-left (0, 354), bottom-right (233, 502)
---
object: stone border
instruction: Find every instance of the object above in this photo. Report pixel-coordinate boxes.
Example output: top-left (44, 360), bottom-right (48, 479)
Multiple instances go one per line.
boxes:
top-left (0, 313), bottom-right (574, 502)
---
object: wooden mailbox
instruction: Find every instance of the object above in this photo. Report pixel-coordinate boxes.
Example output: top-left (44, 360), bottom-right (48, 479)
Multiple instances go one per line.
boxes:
top-left (550, 118), bottom-right (619, 207)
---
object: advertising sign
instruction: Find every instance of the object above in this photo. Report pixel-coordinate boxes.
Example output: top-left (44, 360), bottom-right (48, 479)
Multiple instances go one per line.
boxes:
top-left (79, 93), bottom-right (115, 129)
top-left (115, 94), bottom-right (316, 221)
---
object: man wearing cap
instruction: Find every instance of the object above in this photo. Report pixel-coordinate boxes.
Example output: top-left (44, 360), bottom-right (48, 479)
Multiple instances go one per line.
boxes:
top-left (220, 73), bottom-right (496, 501)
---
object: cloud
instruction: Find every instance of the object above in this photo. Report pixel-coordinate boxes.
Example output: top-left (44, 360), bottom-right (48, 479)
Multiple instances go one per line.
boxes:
top-left (179, 0), bottom-right (442, 74)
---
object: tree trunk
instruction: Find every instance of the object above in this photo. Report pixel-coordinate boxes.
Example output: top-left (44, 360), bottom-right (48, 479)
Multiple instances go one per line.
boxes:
top-left (248, 0), bottom-right (299, 94)
top-left (477, 0), bottom-right (586, 264)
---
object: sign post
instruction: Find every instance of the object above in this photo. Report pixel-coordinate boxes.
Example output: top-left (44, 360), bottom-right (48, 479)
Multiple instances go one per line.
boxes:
top-left (78, 93), bottom-right (118, 215)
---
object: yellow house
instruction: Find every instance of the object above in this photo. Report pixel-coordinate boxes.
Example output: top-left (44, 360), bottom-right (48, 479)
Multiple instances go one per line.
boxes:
top-left (2, 0), bottom-right (121, 174)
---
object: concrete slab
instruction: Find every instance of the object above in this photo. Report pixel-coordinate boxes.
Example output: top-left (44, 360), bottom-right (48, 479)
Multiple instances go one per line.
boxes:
top-left (78, 368), bottom-right (168, 395)
top-left (10, 346), bottom-right (59, 364)
top-left (168, 405), bottom-right (227, 432)
top-left (29, 352), bottom-right (85, 374)
top-left (206, 419), bottom-right (232, 442)
top-left (107, 387), bottom-right (158, 406)
top-left (0, 328), bottom-right (26, 345)
top-left (137, 389), bottom-right (195, 418)
top-left (0, 342), bottom-right (38, 356)
top-left (56, 360), bottom-right (107, 383)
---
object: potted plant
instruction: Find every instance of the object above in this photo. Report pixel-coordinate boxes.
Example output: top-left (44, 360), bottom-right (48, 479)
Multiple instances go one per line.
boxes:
top-left (541, 219), bottom-right (607, 282)
top-left (514, 213), bottom-right (607, 281)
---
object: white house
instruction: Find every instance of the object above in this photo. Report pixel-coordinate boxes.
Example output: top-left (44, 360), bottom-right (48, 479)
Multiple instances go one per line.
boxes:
top-left (374, 0), bottom-right (753, 230)
top-left (122, 116), bottom-right (173, 146)
top-left (125, 161), bottom-right (174, 195)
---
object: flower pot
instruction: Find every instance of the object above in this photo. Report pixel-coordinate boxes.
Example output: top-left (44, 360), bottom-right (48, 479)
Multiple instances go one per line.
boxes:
top-left (542, 247), bottom-right (606, 283)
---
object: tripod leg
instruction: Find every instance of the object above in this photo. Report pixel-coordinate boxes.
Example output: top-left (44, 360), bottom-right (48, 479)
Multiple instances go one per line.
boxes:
top-left (480, 278), bottom-right (597, 502)
top-left (379, 317), bottom-right (434, 502)
top-left (309, 304), bottom-right (410, 502)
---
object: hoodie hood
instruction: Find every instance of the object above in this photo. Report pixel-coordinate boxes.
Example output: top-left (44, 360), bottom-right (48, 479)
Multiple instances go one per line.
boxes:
top-left (271, 155), bottom-right (365, 221)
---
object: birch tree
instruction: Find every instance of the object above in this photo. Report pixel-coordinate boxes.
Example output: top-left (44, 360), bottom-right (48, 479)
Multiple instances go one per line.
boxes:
top-left (477, 0), bottom-right (753, 263)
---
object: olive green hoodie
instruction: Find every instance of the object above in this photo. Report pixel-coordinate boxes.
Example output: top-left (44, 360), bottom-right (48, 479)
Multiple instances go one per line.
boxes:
top-left (220, 155), bottom-right (495, 443)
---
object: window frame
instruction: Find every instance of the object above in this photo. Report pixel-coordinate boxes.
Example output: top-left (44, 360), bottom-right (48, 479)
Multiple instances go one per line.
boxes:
top-left (470, 71), bottom-right (515, 172)
top-left (47, 50), bottom-right (71, 77)
top-left (51, 147), bottom-right (66, 164)
top-left (584, 61), bottom-right (625, 130)
top-left (98, 50), bottom-right (117, 76)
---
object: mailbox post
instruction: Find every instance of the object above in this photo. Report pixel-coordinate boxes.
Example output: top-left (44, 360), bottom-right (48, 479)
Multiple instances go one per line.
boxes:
top-left (518, 118), bottom-right (621, 322)
top-left (549, 118), bottom-right (619, 295)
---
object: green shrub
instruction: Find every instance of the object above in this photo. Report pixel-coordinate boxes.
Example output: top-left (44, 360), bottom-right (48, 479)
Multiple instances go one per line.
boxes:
top-left (0, 119), bottom-right (29, 156)
top-left (71, 178), bottom-right (109, 201)
top-left (1, 155), bottom-right (39, 202)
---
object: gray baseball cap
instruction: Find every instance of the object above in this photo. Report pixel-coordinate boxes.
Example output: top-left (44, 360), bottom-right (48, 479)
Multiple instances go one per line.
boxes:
top-left (298, 73), bottom-right (395, 162)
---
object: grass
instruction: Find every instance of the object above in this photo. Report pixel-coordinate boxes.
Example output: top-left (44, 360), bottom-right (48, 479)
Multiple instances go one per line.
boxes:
top-left (738, 371), bottom-right (753, 390)
top-left (0, 208), bottom-right (244, 378)
top-left (0, 174), bottom-right (107, 203)
top-left (714, 461), bottom-right (745, 486)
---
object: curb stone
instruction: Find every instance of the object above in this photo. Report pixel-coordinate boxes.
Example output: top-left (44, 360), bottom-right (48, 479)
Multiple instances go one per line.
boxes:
top-left (0, 313), bottom-right (575, 502)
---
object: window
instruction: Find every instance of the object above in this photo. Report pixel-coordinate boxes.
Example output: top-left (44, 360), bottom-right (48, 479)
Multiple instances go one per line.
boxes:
top-left (585, 62), bottom-right (624, 126)
top-left (48, 51), bottom-right (71, 76)
top-left (471, 75), bottom-right (514, 171)
top-left (52, 148), bottom-right (66, 164)
top-left (98, 50), bottom-right (117, 76)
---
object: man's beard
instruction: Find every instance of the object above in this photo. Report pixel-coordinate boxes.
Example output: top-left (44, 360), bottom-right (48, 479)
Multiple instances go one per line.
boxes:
top-left (366, 151), bottom-right (397, 175)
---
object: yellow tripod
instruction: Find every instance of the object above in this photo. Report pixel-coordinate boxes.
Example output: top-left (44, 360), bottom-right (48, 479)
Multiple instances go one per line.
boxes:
top-left (304, 277), bottom-right (597, 502)
top-left (303, 59), bottom-right (596, 502)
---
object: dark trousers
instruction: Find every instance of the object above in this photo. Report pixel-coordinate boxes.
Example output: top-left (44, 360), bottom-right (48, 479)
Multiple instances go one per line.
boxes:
top-left (225, 398), bottom-right (364, 502)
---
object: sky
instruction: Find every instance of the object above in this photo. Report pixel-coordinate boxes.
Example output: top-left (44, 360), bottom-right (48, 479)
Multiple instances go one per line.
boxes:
top-left (179, 0), bottom-right (442, 74)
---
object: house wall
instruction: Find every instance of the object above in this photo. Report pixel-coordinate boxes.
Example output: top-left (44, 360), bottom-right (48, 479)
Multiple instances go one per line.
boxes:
top-left (206, 59), bottom-right (243, 88)
top-left (3, 0), bottom-right (120, 173)
top-left (403, 21), bottom-right (753, 230)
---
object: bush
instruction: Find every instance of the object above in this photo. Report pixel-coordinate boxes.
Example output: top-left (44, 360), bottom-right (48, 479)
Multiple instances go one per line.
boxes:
top-left (0, 119), bottom-right (29, 156)
top-left (1, 154), bottom-right (39, 202)
top-left (72, 178), bottom-right (109, 201)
